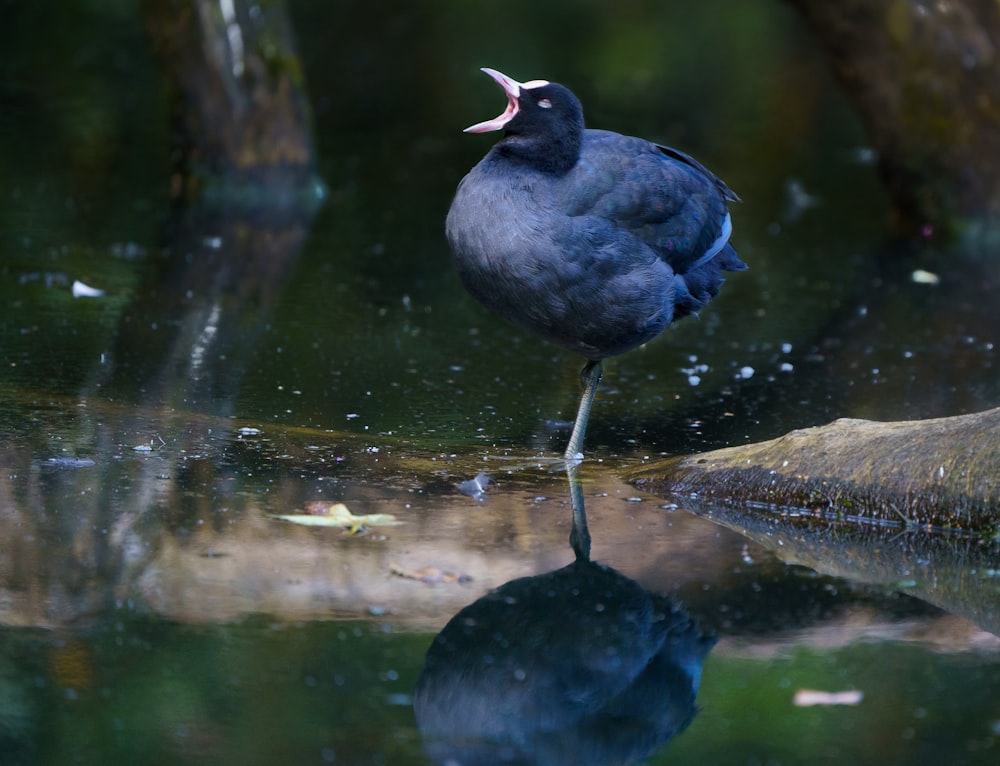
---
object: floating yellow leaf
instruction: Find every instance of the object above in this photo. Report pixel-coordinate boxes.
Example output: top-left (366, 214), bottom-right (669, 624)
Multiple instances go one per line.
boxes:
top-left (271, 502), bottom-right (402, 529)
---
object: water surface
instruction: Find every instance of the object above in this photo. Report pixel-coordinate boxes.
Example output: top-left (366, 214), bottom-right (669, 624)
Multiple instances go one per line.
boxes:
top-left (1, 1), bottom-right (998, 764)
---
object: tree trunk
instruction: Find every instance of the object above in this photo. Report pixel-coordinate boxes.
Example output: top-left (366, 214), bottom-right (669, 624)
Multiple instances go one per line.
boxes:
top-left (788, 0), bottom-right (1000, 235)
top-left (143, 0), bottom-right (322, 204)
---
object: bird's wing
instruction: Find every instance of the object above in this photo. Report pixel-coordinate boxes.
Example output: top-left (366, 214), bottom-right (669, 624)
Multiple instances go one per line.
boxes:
top-left (654, 143), bottom-right (740, 203)
top-left (561, 130), bottom-right (738, 274)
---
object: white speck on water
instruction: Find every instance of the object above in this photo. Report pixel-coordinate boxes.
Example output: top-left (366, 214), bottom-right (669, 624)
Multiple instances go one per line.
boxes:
top-left (903, 350), bottom-right (914, 359)
top-left (781, 342), bottom-right (792, 354)
top-left (911, 269), bottom-right (940, 285)
top-left (72, 280), bottom-right (104, 298)
top-left (202, 236), bottom-right (223, 249)
top-left (739, 366), bottom-right (755, 379)
top-left (681, 361), bottom-right (709, 386)
top-left (779, 362), bottom-right (793, 373)
top-left (858, 305), bottom-right (868, 316)
top-left (848, 146), bottom-right (878, 165)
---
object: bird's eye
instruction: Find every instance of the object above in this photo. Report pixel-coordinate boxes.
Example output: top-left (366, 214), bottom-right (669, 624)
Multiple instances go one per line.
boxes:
top-left (538, 98), bottom-right (553, 109)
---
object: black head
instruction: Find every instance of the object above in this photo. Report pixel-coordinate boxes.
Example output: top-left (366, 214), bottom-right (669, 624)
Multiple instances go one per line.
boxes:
top-left (464, 68), bottom-right (584, 175)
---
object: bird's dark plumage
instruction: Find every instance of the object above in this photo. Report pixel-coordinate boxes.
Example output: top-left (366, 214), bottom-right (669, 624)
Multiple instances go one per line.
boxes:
top-left (446, 68), bottom-right (746, 458)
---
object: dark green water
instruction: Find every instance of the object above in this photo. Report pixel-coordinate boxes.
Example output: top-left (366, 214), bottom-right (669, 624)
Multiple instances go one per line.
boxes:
top-left (1, 1), bottom-right (998, 764)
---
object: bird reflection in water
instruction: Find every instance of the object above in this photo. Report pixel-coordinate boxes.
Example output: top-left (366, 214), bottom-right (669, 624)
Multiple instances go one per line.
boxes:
top-left (414, 464), bottom-right (715, 765)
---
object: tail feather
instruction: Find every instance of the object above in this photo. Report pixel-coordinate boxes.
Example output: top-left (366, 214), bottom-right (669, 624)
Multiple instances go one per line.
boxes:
top-left (714, 243), bottom-right (747, 272)
top-left (672, 244), bottom-right (746, 321)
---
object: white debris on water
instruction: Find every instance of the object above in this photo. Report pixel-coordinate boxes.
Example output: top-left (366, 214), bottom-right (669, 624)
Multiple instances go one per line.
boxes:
top-left (911, 269), bottom-right (940, 285)
top-left (72, 280), bottom-right (104, 298)
top-left (681, 357), bottom-right (709, 386)
top-left (457, 471), bottom-right (494, 502)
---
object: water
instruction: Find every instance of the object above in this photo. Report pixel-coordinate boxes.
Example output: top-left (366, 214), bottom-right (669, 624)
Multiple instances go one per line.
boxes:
top-left (1, 1), bottom-right (999, 764)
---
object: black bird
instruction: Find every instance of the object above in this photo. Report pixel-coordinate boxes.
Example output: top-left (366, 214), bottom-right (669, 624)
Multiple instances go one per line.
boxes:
top-left (447, 68), bottom-right (746, 460)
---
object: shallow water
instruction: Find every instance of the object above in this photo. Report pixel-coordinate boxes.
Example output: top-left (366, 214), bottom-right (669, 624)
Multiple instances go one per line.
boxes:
top-left (2, 2), bottom-right (999, 764)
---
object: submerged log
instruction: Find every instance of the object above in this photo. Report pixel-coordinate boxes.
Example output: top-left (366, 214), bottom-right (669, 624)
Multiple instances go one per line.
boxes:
top-left (629, 408), bottom-right (1000, 536)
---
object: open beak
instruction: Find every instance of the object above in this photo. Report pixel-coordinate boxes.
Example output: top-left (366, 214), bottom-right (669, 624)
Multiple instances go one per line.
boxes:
top-left (463, 68), bottom-right (524, 133)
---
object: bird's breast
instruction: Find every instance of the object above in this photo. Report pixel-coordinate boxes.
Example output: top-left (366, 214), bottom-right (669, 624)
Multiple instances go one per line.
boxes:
top-left (447, 170), bottom-right (546, 262)
top-left (446, 166), bottom-right (674, 359)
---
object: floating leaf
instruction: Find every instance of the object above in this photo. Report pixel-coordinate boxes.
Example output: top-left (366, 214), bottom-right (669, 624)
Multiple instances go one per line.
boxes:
top-left (302, 501), bottom-right (345, 516)
top-left (271, 502), bottom-right (403, 530)
top-left (456, 471), bottom-right (494, 501)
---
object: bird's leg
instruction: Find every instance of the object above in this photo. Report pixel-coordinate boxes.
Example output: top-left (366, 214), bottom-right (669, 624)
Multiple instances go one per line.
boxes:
top-left (563, 360), bottom-right (603, 462)
top-left (566, 460), bottom-right (591, 561)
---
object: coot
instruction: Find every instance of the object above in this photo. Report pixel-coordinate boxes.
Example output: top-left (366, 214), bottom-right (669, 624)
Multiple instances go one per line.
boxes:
top-left (447, 68), bottom-right (746, 460)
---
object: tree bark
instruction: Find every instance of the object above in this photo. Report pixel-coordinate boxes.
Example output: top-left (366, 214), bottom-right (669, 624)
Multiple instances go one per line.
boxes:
top-left (788, 0), bottom-right (1000, 235)
top-left (143, 0), bottom-right (322, 203)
